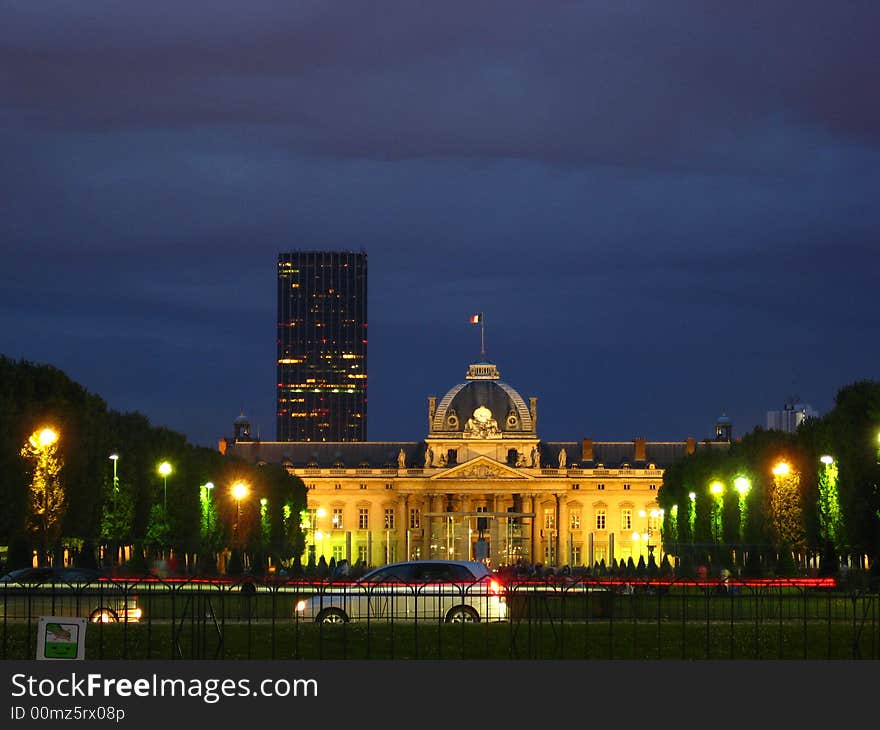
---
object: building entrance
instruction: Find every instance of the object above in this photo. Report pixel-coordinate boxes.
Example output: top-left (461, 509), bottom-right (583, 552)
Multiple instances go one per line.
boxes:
top-left (424, 511), bottom-right (534, 566)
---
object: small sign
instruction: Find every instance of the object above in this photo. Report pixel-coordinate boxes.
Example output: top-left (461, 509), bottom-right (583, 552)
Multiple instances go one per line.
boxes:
top-left (36, 616), bottom-right (87, 660)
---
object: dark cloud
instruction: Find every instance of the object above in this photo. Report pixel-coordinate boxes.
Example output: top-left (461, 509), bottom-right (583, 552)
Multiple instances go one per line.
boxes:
top-left (1, 2), bottom-right (878, 447)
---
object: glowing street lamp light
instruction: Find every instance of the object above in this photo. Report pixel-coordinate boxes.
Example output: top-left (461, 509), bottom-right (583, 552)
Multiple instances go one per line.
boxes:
top-left (158, 461), bottom-right (172, 514)
top-left (772, 461), bottom-right (790, 477)
top-left (29, 428), bottom-right (59, 450)
top-left (231, 481), bottom-right (249, 544)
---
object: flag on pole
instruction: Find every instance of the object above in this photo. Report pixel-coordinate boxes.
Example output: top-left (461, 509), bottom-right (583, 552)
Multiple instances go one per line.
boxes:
top-left (469, 313), bottom-right (483, 324)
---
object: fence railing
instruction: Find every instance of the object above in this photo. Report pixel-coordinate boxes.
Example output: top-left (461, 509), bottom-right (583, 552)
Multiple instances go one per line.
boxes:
top-left (2, 574), bottom-right (877, 660)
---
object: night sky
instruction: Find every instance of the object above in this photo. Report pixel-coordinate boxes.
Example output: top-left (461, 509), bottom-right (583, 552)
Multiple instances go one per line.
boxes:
top-left (2, 2), bottom-right (878, 449)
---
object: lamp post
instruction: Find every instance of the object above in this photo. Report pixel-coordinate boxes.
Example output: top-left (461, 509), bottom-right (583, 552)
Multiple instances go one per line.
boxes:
top-left (109, 453), bottom-right (119, 491)
top-left (818, 456), bottom-right (840, 549)
top-left (27, 427), bottom-right (59, 566)
top-left (231, 481), bottom-right (249, 545)
top-left (158, 461), bottom-right (172, 515)
top-left (108, 454), bottom-right (120, 566)
top-left (709, 482), bottom-right (724, 543)
top-left (733, 476), bottom-right (750, 539)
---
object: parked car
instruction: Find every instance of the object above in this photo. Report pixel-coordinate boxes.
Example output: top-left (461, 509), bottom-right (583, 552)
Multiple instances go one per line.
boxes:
top-left (294, 560), bottom-right (507, 624)
top-left (0, 567), bottom-right (141, 623)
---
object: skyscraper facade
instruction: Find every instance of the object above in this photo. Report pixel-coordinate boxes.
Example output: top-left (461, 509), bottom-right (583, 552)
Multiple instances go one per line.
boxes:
top-left (277, 251), bottom-right (367, 441)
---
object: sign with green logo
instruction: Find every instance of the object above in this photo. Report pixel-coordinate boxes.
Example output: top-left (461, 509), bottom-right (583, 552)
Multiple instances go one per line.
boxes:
top-left (37, 616), bottom-right (87, 660)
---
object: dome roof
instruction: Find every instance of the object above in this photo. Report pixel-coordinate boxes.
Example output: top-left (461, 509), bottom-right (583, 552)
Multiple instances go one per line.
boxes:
top-left (431, 360), bottom-right (534, 436)
top-left (234, 412), bottom-right (250, 425)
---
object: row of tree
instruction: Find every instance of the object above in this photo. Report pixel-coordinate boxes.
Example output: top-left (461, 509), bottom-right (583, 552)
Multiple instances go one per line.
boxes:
top-left (0, 356), bottom-right (308, 575)
top-left (658, 380), bottom-right (880, 576)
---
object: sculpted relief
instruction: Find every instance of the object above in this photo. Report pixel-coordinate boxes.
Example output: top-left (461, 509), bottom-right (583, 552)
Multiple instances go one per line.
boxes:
top-left (463, 405), bottom-right (501, 439)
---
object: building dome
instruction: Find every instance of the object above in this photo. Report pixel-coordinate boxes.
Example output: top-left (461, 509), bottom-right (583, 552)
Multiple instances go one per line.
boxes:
top-left (430, 360), bottom-right (535, 437)
top-left (233, 410), bottom-right (252, 441)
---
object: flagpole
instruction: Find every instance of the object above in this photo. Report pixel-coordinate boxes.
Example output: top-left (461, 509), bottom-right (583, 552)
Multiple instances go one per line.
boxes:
top-left (481, 314), bottom-right (485, 359)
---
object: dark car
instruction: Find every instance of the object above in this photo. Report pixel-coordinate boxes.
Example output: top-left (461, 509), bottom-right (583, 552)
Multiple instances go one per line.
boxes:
top-left (0, 567), bottom-right (141, 623)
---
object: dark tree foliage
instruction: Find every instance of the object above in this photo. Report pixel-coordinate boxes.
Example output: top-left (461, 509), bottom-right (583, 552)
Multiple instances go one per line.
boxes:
top-left (658, 379), bottom-right (880, 575)
top-left (0, 356), bottom-right (307, 572)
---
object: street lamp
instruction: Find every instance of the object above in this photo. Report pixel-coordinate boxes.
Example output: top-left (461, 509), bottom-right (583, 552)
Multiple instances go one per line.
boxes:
top-left (158, 461), bottom-right (172, 514)
top-left (733, 476), bottom-right (750, 535)
top-left (709, 481), bottom-right (724, 544)
top-left (108, 454), bottom-right (120, 565)
top-left (30, 427), bottom-right (58, 449)
top-left (26, 427), bottom-right (60, 566)
top-left (231, 481), bottom-right (249, 544)
top-left (772, 461), bottom-right (790, 477)
top-left (109, 453), bottom-right (119, 491)
top-left (818, 455), bottom-right (840, 547)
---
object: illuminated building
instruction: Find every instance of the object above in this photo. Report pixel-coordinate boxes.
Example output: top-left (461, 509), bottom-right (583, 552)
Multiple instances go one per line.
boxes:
top-left (276, 251), bottom-right (367, 441)
top-left (766, 399), bottom-right (819, 433)
top-left (225, 356), bottom-right (731, 569)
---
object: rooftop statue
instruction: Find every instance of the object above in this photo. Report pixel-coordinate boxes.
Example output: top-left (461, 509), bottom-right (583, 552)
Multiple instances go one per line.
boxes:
top-left (464, 405), bottom-right (501, 439)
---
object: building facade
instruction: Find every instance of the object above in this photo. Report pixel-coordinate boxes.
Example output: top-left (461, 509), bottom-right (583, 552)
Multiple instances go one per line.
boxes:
top-left (766, 401), bottom-right (819, 433)
top-left (276, 251), bottom-right (368, 442)
top-left (228, 357), bottom-right (730, 569)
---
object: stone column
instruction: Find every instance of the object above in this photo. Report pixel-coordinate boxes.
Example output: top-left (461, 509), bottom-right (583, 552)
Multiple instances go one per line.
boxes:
top-left (399, 494), bottom-right (409, 561)
top-left (557, 494), bottom-right (567, 567)
top-left (525, 493), bottom-right (538, 564)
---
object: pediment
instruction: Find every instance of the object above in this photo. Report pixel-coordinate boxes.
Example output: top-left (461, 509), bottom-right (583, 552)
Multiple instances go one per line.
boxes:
top-left (431, 455), bottom-right (532, 480)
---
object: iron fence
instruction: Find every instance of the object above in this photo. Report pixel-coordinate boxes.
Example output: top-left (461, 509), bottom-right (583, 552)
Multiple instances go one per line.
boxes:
top-left (1, 574), bottom-right (877, 660)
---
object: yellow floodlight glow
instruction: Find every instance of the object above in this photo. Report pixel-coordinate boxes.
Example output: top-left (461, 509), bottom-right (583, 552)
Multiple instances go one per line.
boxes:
top-left (158, 461), bottom-right (172, 477)
top-left (29, 427), bottom-right (59, 449)
top-left (316, 508), bottom-right (327, 518)
top-left (688, 492), bottom-right (696, 501)
top-left (820, 455), bottom-right (834, 465)
top-left (231, 482), bottom-right (249, 501)
top-left (710, 481), bottom-right (724, 495)
top-left (734, 476), bottom-right (751, 495)
top-left (772, 461), bottom-right (790, 476)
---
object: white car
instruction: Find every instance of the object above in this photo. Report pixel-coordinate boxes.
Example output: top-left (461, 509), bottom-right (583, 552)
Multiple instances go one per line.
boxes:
top-left (0, 567), bottom-right (141, 623)
top-left (295, 560), bottom-right (507, 624)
